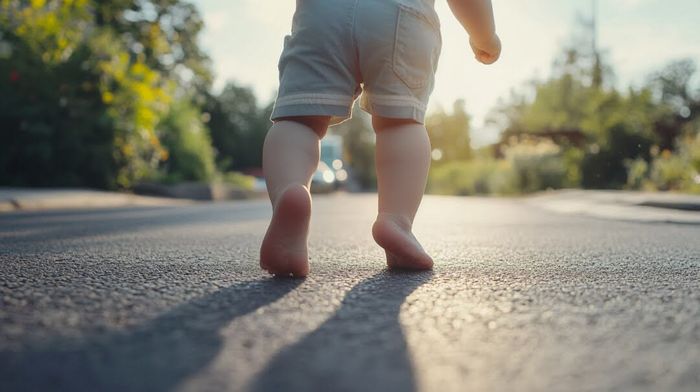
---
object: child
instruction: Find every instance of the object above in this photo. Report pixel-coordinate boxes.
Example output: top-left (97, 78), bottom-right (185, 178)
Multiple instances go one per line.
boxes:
top-left (260, 0), bottom-right (501, 277)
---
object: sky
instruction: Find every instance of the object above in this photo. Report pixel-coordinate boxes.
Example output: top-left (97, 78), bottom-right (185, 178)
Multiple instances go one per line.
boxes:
top-left (192, 0), bottom-right (700, 146)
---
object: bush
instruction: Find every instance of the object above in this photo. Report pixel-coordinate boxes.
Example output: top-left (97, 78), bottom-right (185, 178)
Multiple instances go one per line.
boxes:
top-left (632, 133), bottom-right (700, 193)
top-left (0, 1), bottom-right (211, 189)
top-left (625, 129), bottom-right (700, 193)
top-left (428, 160), bottom-right (516, 196)
top-left (0, 28), bottom-right (117, 188)
top-left (581, 122), bottom-right (654, 189)
top-left (156, 100), bottom-right (216, 184)
top-left (502, 138), bottom-right (569, 192)
top-left (428, 138), bottom-right (580, 196)
top-left (625, 158), bottom-right (649, 190)
top-left (221, 171), bottom-right (255, 190)
top-left (648, 150), bottom-right (688, 191)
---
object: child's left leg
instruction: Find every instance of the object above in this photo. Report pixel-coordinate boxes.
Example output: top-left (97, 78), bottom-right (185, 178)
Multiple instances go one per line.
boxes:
top-left (371, 116), bottom-right (434, 270)
top-left (260, 116), bottom-right (330, 277)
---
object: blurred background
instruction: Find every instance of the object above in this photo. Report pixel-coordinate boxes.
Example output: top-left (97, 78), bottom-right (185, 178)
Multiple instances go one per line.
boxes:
top-left (1, 0), bottom-right (699, 198)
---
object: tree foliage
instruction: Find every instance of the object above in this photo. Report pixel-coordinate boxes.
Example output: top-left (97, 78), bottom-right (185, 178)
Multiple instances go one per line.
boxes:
top-left (2, 2), bottom-right (698, 195)
top-left (486, 38), bottom-right (700, 190)
top-left (426, 99), bottom-right (472, 162)
top-left (205, 83), bottom-right (272, 172)
top-left (0, 0), bottom-right (211, 188)
top-left (332, 104), bottom-right (377, 190)
top-left (157, 98), bottom-right (215, 183)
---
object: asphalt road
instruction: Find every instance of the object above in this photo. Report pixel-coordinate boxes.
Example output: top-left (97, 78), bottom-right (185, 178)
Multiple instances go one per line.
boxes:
top-left (1, 194), bottom-right (699, 392)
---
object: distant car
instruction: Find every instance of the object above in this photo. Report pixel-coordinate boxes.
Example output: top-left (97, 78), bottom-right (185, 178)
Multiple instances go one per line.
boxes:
top-left (252, 177), bottom-right (267, 193)
top-left (320, 135), bottom-right (348, 189)
top-left (310, 161), bottom-right (336, 193)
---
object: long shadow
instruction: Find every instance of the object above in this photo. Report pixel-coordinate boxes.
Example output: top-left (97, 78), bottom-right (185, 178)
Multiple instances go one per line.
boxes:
top-left (0, 278), bottom-right (301, 392)
top-left (0, 202), bottom-right (269, 247)
top-left (250, 270), bottom-right (433, 392)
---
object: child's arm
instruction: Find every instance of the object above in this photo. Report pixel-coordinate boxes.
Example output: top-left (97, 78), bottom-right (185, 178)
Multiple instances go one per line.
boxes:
top-left (446, 0), bottom-right (501, 64)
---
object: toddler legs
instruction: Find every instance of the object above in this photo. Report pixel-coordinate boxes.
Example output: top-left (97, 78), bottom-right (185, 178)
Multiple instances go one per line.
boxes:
top-left (372, 117), bottom-right (434, 270)
top-left (259, 117), bottom-right (329, 277)
top-left (259, 115), bottom-right (432, 276)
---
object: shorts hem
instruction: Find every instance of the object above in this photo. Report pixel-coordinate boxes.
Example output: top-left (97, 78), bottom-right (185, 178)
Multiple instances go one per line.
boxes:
top-left (360, 94), bottom-right (427, 124)
top-left (271, 93), bottom-right (356, 125)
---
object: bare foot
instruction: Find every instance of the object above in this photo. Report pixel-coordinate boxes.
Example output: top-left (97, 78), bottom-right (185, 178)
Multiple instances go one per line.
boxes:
top-left (372, 213), bottom-right (433, 270)
top-left (260, 184), bottom-right (311, 277)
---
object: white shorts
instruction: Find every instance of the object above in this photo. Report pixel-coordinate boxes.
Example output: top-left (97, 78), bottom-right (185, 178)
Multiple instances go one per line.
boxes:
top-left (271, 0), bottom-right (442, 125)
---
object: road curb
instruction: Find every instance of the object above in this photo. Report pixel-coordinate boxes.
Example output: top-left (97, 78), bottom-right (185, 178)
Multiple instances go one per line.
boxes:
top-left (133, 182), bottom-right (265, 201)
top-left (0, 188), bottom-right (190, 213)
top-left (528, 190), bottom-right (700, 224)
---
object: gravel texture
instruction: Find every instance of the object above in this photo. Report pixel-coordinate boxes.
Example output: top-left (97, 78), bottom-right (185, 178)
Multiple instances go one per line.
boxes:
top-left (1, 194), bottom-right (699, 391)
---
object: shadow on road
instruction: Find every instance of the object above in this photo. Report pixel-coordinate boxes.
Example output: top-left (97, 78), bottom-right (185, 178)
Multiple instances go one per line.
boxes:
top-left (0, 203), bottom-right (268, 246)
top-left (250, 270), bottom-right (433, 392)
top-left (0, 278), bottom-right (301, 392)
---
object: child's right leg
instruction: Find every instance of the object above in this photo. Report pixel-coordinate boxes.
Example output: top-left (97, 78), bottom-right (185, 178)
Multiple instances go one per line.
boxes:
top-left (260, 116), bottom-right (330, 277)
top-left (371, 116), bottom-right (434, 270)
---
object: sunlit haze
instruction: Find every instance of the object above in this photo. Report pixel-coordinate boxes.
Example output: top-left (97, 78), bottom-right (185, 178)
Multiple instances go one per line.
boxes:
top-left (193, 0), bottom-right (700, 145)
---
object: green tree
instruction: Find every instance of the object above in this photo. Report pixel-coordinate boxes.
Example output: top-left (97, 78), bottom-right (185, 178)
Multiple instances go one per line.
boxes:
top-left (489, 42), bottom-right (659, 189)
top-left (157, 98), bottom-right (216, 182)
top-left (0, 0), bottom-right (213, 188)
top-left (426, 99), bottom-right (472, 163)
top-left (647, 59), bottom-right (699, 149)
top-left (333, 103), bottom-right (376, 190)
top-left (94, 0), bottom-right (212, 97)
top-left (0, 0), bottom-right (117, 187)
top-left (206, 83), bottom-right (271, 171)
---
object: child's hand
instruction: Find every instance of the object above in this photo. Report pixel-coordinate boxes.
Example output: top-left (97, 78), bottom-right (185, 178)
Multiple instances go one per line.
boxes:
top-left (469, 34), bottom-right (501, 65)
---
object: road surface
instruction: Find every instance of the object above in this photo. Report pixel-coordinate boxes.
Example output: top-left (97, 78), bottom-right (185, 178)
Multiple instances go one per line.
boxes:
top-left (1, 194), bottom-right (699, 391)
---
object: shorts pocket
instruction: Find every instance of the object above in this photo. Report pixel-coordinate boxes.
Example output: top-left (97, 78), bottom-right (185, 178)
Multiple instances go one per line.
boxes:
top-left (392, 5), bottom-right (442, 90)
